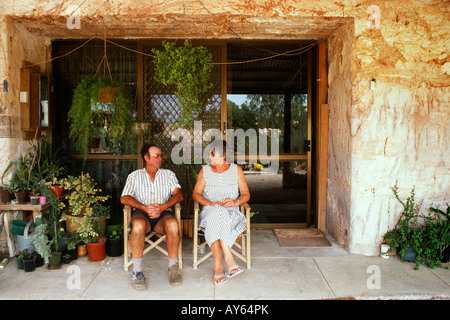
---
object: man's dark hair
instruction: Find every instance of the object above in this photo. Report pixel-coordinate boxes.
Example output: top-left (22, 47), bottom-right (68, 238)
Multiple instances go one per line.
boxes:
top-left (141, 142), bottom-right (159, 161)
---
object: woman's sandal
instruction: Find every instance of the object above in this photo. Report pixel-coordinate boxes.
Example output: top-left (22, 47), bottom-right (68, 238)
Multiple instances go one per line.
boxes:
top-left (227, 265), bottom-right (244, 278)
top-left (214, 273), bottom-right (227, 285)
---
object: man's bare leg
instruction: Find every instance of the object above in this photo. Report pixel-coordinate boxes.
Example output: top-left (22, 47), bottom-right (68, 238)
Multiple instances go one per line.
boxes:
top-left (154, 215), bottom-right (182, 285)
top-left (130, 214), bottom-right (150, 290)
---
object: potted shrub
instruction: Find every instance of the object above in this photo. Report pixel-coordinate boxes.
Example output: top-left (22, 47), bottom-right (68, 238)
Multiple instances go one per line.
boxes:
top-left (86, 236), bottom-right (107, 261)
top-left (59, 172), bottom-right (110, 233)
top-left (9, 155), bottom-right (33, 204)
top-left (106, 229), bottom-right (124, 257)
top-left (76, 212), bottom-right (107, 261)
top-left (384, 186), bottom-right (421, 263)
top-left (417, 204), bottom-right (450, 268)
top-left (67, 75), bottom-right (135, 161)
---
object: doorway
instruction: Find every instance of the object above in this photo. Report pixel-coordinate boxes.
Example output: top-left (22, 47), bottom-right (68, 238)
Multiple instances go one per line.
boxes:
top-left (225, 41), bottom-right (316, 229)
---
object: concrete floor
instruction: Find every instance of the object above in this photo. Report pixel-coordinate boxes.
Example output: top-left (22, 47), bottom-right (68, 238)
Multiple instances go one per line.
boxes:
top-left (0, 230), bottom-right (449, 302)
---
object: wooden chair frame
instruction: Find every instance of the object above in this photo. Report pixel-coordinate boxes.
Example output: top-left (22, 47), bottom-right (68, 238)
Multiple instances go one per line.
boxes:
top-left (123, 203), bottom-right (182, 271)
top-left (193, 201), bottom-right (251, 269)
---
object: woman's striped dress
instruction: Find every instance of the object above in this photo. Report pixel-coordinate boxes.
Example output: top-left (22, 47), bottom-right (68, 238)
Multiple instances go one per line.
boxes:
top-left (199, 163), bottom-right (247, 248)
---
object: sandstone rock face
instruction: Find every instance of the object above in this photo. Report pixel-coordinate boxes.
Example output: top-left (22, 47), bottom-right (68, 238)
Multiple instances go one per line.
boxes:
top-left (0, 0), bottom-right (448, 255)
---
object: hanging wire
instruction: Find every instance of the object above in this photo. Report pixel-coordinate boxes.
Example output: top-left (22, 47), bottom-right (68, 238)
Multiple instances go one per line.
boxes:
top-left (93, 27), bottom-right (113, 81)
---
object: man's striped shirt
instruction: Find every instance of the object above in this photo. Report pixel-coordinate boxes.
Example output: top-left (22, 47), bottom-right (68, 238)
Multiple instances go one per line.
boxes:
top-left (121, 168), bottom-right (181, 208)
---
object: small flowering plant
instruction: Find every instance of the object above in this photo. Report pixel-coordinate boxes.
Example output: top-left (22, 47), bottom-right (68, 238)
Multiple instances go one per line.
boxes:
top-left (76, 204), bottom-right (108, 242)
top-left (59, 172), bottom-right (110, 242)
top-left (59, 172), bottom-right (110, 217)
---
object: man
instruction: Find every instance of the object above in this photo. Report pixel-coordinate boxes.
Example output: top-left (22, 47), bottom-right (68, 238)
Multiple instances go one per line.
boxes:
top-left (121, 143), bottom-right (183, 289)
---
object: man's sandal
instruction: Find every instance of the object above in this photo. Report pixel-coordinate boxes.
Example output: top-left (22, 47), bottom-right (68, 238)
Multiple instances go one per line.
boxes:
top-left (227, 266), bottom-right (244, 278)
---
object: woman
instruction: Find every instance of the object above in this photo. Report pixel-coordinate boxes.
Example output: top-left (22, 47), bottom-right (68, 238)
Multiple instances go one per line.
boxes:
top-left (192, 140), bottom-right (250, 285)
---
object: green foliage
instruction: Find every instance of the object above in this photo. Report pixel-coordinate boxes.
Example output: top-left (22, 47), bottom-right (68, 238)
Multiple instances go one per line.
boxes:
top-left (384, 186), bottom-right (421, 259)
top-left (29, 136), bottom-right (66, 183)
top-left (32, 224), bottom-right (52, 260)
top-left (152, 40), bottom-right (213, 129)
top-left (68, 75), bottom-right (135, 160)
top-left (417, 204), bottom-right (450, 269)
top-left (59, 172), bottom-right (110, 243)
top-left (384, 186), bottom-right (449, 270)
top-left (58, 172), bottom-right (110, 217)
top-left (18, 249), bottom-right (34, 260)
top-left (107, 230), bottom-right (123, 239)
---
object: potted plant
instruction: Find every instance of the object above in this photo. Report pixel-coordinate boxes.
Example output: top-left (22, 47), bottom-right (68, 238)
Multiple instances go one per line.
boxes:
top-left (130, 120), bottom-right (152, 136)
top-left (152, 40), bottom-right (213, 130)
top-left (32, 223), bottom-right (52, 262)
top-left (67, 75), bottom-right (135, 161)
top-left (417, 204), bottom-right (450, 268)
top-left (106, 229), bottom-right (124, 257)
top-left (18, 249), bottom-right (35, 272)
top-left (384, 186), bottom-right (421, 263)
top-left (0, 164), bottom-right (15, 203)
top-left (76, 202), bottom-right (109, 261)
top-left (48, 221), bottom-right (62, 268)
top-left (33, 222), bottom-right (63, 268)
top-left (28, 136), bottom-right (66, 186)
top-left (59, 172), bottom-right (110, 233)
top-left (0, 183), bottom-right (14, 204)
top-left (8, 155), bottom-right (34, 203)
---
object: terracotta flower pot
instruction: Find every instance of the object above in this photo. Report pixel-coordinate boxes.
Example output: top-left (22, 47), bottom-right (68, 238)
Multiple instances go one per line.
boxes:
top-left (15, 192), bottom-right (28, 204)
top-left (87, 237), bottom-right (107, 261)
top-left (97, 87), bottom-right (118, 103)
top-left (0, 189), bottom-right (12, 204)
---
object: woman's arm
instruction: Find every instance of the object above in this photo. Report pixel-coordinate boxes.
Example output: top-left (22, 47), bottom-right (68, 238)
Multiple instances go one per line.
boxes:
top-left (222, 165), bottom-right (250, 208)
top-left (192, 168), bottom-right (222, 207)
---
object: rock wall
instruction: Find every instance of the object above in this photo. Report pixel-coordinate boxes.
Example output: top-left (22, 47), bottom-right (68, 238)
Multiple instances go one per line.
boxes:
top-left (0, 15), bottom-right (50, 178)
top-left (0, 0), bottom-right (448, 255)
top-left (347, 0), bottom-right (449, 255)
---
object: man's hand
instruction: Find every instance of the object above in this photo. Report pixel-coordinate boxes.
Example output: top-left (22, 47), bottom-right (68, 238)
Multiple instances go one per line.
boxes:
top-left (144, 204), bottom-right (166, 219)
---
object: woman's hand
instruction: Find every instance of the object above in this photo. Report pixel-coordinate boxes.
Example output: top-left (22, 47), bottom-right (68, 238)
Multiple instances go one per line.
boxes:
top-left (222, 198), bottom-right (239, 208)
top-left (208, 201), bottom-right (224, 207)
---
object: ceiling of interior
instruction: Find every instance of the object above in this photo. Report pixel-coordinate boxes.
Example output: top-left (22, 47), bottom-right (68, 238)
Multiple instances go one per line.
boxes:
top-left (226, 41), bottom-right (313, 95)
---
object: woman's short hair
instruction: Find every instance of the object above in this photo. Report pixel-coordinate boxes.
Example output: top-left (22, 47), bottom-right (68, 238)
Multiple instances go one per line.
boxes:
top-left (210, 139), bottom-right (227, 157)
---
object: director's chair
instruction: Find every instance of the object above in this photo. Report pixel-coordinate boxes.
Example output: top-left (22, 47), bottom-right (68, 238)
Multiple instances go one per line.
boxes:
top-left (193, 201), bottom-right (251, 269)
top-left (123, 203), bottom-right (182, 271)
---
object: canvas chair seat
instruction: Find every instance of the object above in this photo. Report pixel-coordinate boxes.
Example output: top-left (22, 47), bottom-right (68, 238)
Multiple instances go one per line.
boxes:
top-left (123, 203), bottom-right (182, 271)
top-left (193, 201), bottom-right (251, 269)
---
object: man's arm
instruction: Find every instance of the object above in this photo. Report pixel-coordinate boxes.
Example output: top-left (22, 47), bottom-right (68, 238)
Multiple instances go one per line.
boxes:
top-left (159, 187), bottom-right (183, 212)
top-left (121, 188), bottom-right (183, 218)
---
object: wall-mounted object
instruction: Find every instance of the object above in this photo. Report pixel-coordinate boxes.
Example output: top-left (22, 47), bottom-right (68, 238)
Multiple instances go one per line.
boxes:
top-left (20, 61), bottom-right (54, 139)
top-left (370, 78), bottom-right (376, 90)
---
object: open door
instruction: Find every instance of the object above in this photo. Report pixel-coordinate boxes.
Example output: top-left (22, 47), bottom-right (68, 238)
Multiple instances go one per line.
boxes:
top-left (226, 41), bottom-right (314, 229)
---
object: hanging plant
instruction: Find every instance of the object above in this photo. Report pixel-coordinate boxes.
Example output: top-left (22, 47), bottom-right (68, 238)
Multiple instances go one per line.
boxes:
top-left (152, 40), bottom-right (213, 129)
top-left (68, 75), bottom-right (135, 160)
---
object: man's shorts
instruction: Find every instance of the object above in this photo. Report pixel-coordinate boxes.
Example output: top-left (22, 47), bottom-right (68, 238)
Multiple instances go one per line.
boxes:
top-left (131, 209), bottom-right (173, 232)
